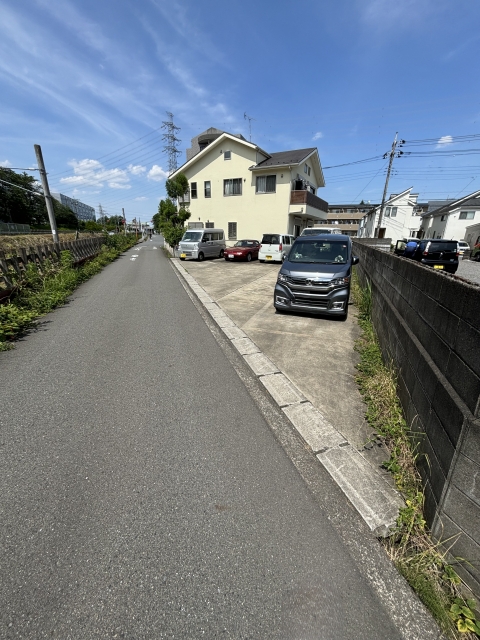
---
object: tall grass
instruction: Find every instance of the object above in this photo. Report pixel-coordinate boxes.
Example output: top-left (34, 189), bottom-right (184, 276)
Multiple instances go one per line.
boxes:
top-left (351, 270), bottom-right (480, 638)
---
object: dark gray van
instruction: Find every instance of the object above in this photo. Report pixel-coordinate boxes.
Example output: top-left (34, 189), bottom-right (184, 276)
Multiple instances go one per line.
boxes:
top-left (274, 234), bottom-right (359, 319)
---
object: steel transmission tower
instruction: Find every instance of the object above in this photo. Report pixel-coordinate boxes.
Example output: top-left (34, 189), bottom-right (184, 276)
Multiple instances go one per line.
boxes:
top-left (162, 112), bottom-right (181, 175)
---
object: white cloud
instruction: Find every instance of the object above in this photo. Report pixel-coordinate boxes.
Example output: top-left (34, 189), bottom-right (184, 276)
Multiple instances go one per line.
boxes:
top-left (60, 158), bottom-right (131, 189)
top-left (0, 159), bottom-right (11, 167)
top-left (312, 132), bottom-right (323, 141)
top-left (436, 135), bottom-right (453, 148)
top-left (135, 196), bottom-right (148, 201)
top-left (147, 164), bottom-right (169, 182)
top-left (128, 164), bottom-right (147, 175)
top-left (360, 0), bottom-right (437, 30)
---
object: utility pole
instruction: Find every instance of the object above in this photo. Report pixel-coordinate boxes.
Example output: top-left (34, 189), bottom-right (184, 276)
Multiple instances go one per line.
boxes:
top-left (34, 144), bottom-right (59, 245)
top-left (375, 133), bottom-right (404, 238)
top-left (162, 112), bottom-right (181, 175)
top-left (122, 207), bottom-right (126, 235)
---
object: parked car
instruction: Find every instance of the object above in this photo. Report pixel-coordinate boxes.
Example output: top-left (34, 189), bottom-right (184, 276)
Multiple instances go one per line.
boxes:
top-left (471, 243), bottom-right (480, 261)
top-left (259, 233), bottom-right (295, 263)
top-left (300, 227), bottom-right (342, 236)
top-left (394, 238), bottom-right (459, 273)
top-left (274, 234), bottom-right (359, 319)
top-left (224, 240), bottom-right (260, 261)
top-left (179, 228), bottom-right (226, 261)
top-left (458, 241), bottom-right (469, 257)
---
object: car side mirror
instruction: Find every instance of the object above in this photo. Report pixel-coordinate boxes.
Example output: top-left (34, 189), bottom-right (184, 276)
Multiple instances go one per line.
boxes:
top-left (352, 256), bottom-right (359, 265)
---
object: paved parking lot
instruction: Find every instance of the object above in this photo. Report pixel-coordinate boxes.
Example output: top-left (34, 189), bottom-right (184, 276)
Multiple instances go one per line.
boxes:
top-left (457, 258), bottom-right (480, 285)
top-left (177, 256), bottom-right (382, 458)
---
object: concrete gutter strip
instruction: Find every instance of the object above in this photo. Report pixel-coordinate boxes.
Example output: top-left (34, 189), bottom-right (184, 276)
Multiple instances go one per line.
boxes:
top-left (170, 258), bottom-right (404, 536)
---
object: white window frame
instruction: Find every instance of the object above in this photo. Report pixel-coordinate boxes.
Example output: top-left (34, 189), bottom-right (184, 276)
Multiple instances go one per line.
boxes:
top-left (224, 151), bottom-right (231, 160)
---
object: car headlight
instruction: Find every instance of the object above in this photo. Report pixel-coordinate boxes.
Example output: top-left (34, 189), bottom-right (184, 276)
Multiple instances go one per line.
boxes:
top-left (331, 276), bottom-right (350, 286)
top-left (277, 273), bottom-right (288, 283)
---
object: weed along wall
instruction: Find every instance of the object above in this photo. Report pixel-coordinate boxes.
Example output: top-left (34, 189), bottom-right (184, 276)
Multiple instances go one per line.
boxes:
top-left (352, 240), bottom-right (480, 597)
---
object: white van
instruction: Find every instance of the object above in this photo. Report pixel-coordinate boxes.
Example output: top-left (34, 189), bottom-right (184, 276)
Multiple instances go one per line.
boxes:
top-left (179, 229), bottom-right (226, 261)
top-left (259, 233), bottom-right (295, 263)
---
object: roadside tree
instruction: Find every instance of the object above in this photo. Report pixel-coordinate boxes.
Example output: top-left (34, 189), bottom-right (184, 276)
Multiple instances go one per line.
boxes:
top-left (153, 173), bottom-right (190, 246)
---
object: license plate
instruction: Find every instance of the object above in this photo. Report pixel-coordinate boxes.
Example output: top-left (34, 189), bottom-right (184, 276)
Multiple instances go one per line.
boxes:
top-left (433, 265), bottom-right (444, 270)
top-left (180, 253), bottom-right (186, 258)
top-left (266, 255), bottom-right (272, 260)
top-left (229, 255), bottom-right (234, 259)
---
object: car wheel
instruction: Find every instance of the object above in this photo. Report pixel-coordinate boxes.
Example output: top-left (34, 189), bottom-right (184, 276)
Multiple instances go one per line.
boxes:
top-left (198, 252), bottom-right (204, 262)
top-left (259, 259), bottom-right (265, 263)
top-left (475, 253), bottom-right (480, 262)
top-left (219, 249), bottom-right (224, 258)
top-left (340, 305), bottom-right (349, 321)
top-left (224, 256), bottom-right (229, 261)
top-left (180, 257), bottom-right (185, 261)
top-left (246, 253), bottom-right (252, 262)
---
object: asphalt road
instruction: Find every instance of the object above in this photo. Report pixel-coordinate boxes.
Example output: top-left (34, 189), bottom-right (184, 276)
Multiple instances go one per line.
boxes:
top-left (0, 237), bottom-right (438, 639)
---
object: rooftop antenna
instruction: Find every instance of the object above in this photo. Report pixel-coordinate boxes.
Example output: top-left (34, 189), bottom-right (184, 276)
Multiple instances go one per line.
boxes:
top-left (244, 112), bottom-right (255, 142)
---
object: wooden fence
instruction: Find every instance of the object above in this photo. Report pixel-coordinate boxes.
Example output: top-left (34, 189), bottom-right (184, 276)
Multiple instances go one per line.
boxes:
top-left (0, 237), bottom-right (105, 296)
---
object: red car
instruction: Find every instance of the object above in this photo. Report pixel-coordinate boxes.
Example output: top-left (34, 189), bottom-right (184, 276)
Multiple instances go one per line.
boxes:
top-left (224, 240), bottom-right (260, 262)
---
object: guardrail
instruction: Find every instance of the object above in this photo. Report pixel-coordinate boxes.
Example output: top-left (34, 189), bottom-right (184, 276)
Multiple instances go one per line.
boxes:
top-left (0, 237), bottom-right (105, 297)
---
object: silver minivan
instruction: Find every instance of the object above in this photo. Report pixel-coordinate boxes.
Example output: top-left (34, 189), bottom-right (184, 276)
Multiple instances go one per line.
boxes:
top-left (179, 229), bottom-right (226, 261)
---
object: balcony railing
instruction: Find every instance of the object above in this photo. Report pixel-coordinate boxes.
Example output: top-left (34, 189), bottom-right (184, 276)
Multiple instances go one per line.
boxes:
top-left (290, 190), bottom-right (328, 212)
top-left (178, 192), bottom-right (191, 205)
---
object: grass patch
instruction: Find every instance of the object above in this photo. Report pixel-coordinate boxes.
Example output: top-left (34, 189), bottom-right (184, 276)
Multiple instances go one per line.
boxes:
top-left (0, 234), bottom-right (137, 350)
top-left (351, 270), bottom-right (480, 639)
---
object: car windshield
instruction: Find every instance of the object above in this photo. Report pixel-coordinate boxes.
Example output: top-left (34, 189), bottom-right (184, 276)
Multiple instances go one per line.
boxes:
top-left (427, 242), bottom-right (457, 252)
top-left (182, 231), bottom-right (202, 242)
top-left (289, 240), bottom-right (349, 264)
top-left (262, 234), bottom-right (280, 244)
top-left (234, 240), bottom-right (255, 247)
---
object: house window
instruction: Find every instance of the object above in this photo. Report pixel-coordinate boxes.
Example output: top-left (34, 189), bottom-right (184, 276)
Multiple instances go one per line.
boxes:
top-left (224, 178), bottom-right (242, 196)
top-left (228, 222), bottom-right (237, 239)
top-left (385, 207), bottom-right (390, 217)
top-left (459, 211), bottom-right (475, 220)
top-left (205, 221), bottom-right (214, 228)
top-left (441, 215), bottom-right (447, 221)
top-left (256, 175), bottom-right (276, 193)
top-left (308, 166), bottom-right (311, 176)
top-left (204, 181), bottom-right (211, 198)
top-left (304, 164), bottom-right (308, 174)
top-left (224, 151), bottom-right (231, 160)
top-left (191, 182), bottom-right (197, 198)
top-left (391, 207), bottom-right (397, 217)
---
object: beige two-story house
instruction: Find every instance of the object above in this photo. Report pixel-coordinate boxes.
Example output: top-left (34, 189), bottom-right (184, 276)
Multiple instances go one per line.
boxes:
top-left (170, 128), bottom-right (328, 244)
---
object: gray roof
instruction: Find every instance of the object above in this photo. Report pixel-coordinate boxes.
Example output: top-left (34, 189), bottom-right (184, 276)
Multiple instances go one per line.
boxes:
top-left (423, 195), bottom-right (480, 218)
top-left (254, 148), bottom-right (316, 168)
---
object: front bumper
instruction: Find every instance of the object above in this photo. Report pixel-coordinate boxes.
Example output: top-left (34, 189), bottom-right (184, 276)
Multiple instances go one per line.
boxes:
top-left (273, 282), bottom-right (349, 315)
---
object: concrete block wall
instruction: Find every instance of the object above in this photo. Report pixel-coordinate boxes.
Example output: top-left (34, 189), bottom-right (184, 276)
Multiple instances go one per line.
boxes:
top-left (352, 240), bottom-right (480, 596)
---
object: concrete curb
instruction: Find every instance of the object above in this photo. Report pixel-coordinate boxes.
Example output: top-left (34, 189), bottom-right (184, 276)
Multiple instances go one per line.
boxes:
top-left (170, 258), bottom-right (404, 537)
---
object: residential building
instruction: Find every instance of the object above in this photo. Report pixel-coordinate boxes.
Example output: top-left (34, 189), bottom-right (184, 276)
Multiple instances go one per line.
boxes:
top-left (357, 188), bottom-right (424, 242)
top-left (51, 193), bottom-right (96, 221)
top-left (419, 190), bottom-right (480, 240)
top-left (326, 203), bottom-right (378, 236)
top-left (465, 222), bottom-right (480, 249)
top-left (170, 129), bottom-right (327, 243)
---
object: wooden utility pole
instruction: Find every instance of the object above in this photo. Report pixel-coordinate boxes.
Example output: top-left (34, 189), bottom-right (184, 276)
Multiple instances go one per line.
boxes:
top-left (34, 144), bottom-right (59, 245)
top-left (122, 208), bottom-right (126, 235)
top-left (375, 133), bottom-right (398, 238)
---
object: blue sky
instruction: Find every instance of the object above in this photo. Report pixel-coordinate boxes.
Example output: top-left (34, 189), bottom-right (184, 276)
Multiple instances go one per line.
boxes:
top-left (1, 0), bottom-right (480, 222)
